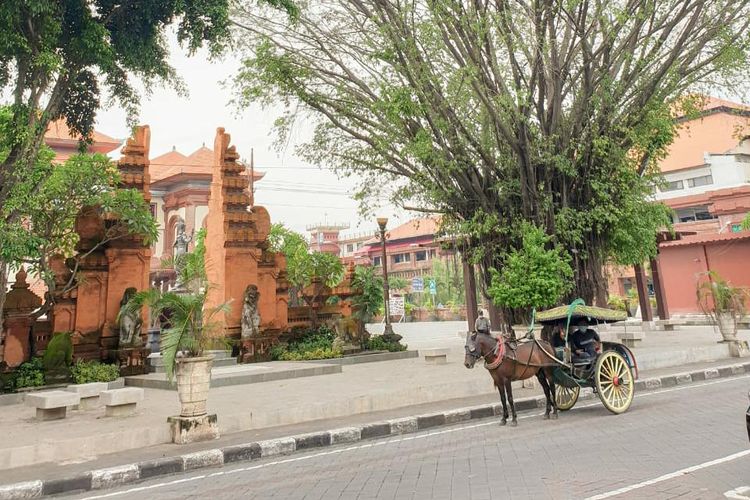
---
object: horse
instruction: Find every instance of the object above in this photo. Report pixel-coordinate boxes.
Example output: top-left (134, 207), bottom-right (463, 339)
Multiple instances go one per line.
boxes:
top-left (464, 330), bottom-right (559, 426)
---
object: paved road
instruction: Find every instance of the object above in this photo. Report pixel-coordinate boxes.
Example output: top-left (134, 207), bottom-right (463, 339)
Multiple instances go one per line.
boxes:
top-left (69, 375), bottom-right (750, 500)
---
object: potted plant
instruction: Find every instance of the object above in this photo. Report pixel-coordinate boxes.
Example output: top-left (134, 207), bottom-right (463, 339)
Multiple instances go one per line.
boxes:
top-left (121, 230), bottom-right (229, 417)
top-left (697, 271), bottom-right (749, 342)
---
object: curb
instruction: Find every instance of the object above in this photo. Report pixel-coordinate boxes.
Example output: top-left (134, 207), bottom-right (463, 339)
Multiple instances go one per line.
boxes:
top-left (2, 361), bottom-right (749, 499)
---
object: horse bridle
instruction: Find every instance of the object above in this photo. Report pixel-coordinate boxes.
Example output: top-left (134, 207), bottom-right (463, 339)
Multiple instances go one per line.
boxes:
top-left (465, 331), bottom-right (499, 363)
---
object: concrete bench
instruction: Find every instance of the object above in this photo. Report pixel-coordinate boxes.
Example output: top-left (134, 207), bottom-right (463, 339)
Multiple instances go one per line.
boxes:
top-left (65, 382), bottom-right (108, 410)
top-left (617, 331), bottom-right (644, 347)
top-left (422, 348), bottom-right (449, 365)
top-left (100, 387), bottom-right (144, 417)
top-left (25, 391), bottom-right (80, 421)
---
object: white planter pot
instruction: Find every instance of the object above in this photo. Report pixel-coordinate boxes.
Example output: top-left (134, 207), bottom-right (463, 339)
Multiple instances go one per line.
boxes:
top-left (717, 313), bottom-right (738, 342)
top-left (175, 355), bottom-right (214, 417)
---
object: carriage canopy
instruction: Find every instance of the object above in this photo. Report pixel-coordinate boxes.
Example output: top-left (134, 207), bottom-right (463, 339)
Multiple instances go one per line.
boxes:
top-left (536, 303), bottom-right (627, 325)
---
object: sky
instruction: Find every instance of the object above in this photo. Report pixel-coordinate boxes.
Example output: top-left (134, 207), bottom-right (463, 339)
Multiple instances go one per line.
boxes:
top-left (94, 35), bottom-right (409, 238)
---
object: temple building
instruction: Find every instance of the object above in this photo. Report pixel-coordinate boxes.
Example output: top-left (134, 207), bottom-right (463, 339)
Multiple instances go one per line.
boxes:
top-left (148, 145), bottom-right (264, 285)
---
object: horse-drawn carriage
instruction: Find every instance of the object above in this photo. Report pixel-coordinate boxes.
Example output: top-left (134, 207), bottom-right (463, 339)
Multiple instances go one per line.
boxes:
top-left (464, 300), bottom-right (638, 425)
top-left (536, 302), bottom-right (638, 415)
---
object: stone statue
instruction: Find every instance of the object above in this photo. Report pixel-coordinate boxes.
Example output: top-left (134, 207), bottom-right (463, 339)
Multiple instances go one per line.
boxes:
top-left (241, 284), bottom-right (261, 339)
top-left (173, 220), bottom-right (192, 258)
top-left (118, 287), bottom-right (143, 347)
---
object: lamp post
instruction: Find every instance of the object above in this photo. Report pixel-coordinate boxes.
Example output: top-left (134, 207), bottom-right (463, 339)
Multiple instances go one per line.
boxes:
top-left (377, 217), bottom-right (397, 340)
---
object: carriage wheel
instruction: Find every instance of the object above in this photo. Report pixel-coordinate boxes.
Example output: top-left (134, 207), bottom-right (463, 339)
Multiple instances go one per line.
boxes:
top-left (595, 351), bottom-right (634, 414)
top-left (555, 384), bottom-right (580, 411)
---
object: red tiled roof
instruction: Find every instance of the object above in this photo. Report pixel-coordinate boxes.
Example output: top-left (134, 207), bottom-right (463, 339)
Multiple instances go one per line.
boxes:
top-left (45, 119), bottom-right (120, 146)
top-left (660, 230), bottom-right (750, 248)
top-left (44, 119), bottom-right (121, 156)
top-left (150, 146), bottom-right (265, 184)
top-left (361, 217), bottom-right (440, 247)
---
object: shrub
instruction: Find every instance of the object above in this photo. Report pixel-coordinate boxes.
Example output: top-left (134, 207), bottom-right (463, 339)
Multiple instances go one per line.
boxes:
top-left (271, 325), bottom-right (343, 361)
top-left (42, 332), bottom-right (73, 372)
top-left (5, 358), bottom-right (46, 392)
top-left (607, 295), bottom-right (627, 312)
top-left (70, 360), bottom-right (121, 384)
top-left (366, 335), bottom-right (407, 352)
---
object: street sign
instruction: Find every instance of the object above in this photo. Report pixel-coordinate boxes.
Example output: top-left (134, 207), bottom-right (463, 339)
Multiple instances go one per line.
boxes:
top-left (411, 277), bottom-right (424, 292)
top-left (389, 296), bottom-right (405, 315)
top-left (428, 279), bottom-right (437, 296)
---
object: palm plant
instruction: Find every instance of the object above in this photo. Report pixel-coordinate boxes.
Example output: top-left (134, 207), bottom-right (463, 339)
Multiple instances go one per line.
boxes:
top-left (697, 271), bottom-right (749, 339)
top-left (120, 229), bottom-right (229, 380)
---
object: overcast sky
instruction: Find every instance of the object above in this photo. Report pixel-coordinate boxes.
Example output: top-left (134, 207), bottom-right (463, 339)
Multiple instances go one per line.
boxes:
top-left (95, 35), bottom-right (409, 238)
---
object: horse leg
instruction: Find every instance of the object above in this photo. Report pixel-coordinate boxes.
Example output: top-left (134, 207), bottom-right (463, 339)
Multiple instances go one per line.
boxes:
top-left (537, 370), bottom-right (553, 420)
top-left (546, 368), bottom-right (559, 419)
top-left (505, 379), bottom-right (517, 426)
top-left (497, 380), bottom-right (509, 426)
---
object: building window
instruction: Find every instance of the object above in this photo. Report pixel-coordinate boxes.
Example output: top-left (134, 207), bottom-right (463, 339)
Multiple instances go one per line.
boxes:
top-left (429, 249), bottom-right (437, 258)
top-left (149, 203), bottom-right (157, 217)
top-left (346, 243), bottom-right (354, 253)
top-left (415, 250), bottom-right (427, 261)
top-left (393, 253), bottom-right (411, 264)
top-left (686, 174), bottom-right (713, 188)
top-left (661, 180), bottom-right (684, 192)
top-left (373, 256), bottom-right (381, 266)
top-left (674, 206), bottom-right (716, 223)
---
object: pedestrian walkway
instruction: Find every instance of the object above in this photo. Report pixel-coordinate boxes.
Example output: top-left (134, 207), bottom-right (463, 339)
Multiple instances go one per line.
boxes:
top-left (0, 323), bottom-right (746, 475)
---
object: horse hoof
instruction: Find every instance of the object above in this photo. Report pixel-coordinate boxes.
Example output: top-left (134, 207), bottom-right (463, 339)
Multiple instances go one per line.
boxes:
top-left (551, 413), bottom-right (559, 420)
top-left (510, 420), bottom-right (518, 427)
top-left (499, 420), bottom-right (507, 426)
top-left (543, 414), bottom-right (550, 420)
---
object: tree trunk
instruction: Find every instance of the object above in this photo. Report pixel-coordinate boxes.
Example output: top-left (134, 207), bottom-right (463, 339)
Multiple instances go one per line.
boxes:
top-left (0, 261), bottom-right (7, 338)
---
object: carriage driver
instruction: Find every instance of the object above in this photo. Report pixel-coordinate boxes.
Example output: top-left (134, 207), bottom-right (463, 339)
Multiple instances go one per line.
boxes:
top-left (569, 318), bottom-right (601, 361)
top-left (474, 309), bottom-right (491, 334)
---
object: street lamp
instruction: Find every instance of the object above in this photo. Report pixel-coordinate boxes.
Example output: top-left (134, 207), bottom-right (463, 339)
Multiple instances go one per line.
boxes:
top-left (376, 217), bottom-right (397, 340)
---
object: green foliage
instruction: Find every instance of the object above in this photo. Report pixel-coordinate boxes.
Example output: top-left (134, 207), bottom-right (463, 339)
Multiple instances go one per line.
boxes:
top-left (270, 326), bottom-right (343, 360)
top-left (122, 229), bottom-right (229, 381)
top-left (488, 225), bottom-right (573, 310)
top-left (696, 271), bottom-right (749, 321)
top-left (42, 332), bottom-right (73, 372)
top-left (607, 295), bottom-right (627, 312)
top-left (233, 1), bottom-right (750, 310)
top-left (366, 335), bottom-right (407, 352)
top-left (351, 265), bottom-right (383, 324)
top-left (742, 213), bottom-right (750, 231)
top-left (269, 223), bottom-right (344, 322)
top-left (70, 360), bottom-right (120, 385)
top-left (1, 150), bottom-right (157, 289)
top-left (5, 358), bottom-right (45, 392)
top-left (388, 276), bottom-right (408, 290)
top-left (417, 259), bottom-right (465, 308)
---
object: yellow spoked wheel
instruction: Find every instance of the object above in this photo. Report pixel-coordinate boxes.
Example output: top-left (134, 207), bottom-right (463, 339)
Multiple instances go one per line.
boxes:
top-left (555, 384), bottom-right (580, 411)
top-left (595, 351), bottom-right (634, 414)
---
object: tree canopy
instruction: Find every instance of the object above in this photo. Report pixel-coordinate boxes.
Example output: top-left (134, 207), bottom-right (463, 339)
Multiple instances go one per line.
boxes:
top-left (233, 0), bottom-right (750, 316)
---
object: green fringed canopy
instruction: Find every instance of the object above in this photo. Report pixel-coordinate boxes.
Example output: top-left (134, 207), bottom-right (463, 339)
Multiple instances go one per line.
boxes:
top-left (536, 304), bottom-right (627, 324)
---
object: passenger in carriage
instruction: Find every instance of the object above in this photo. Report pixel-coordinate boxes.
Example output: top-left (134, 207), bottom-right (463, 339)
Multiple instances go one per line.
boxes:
top-left (569, 318), bottom-right (601, 363)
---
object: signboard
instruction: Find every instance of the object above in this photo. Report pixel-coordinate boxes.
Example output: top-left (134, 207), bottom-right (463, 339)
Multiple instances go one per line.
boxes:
top-left (411, 277), bottom-right (424, 292)
top-left (428, 279), bottom-right (437, 296)
top-left (389, 296), bottom-right (405, 316)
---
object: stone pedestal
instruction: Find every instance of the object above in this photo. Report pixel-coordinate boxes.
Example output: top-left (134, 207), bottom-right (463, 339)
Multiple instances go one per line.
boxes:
top-left (168, 414), bottom-right (220, 444)
top-left (729, 340), bottom-right (750, 358)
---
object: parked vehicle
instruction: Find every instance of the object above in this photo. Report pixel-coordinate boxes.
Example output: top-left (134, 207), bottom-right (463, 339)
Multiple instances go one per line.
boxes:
top-left (746, 390), bottom-right (750, 442)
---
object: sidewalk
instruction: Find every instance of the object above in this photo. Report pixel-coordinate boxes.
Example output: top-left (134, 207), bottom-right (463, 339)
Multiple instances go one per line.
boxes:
top-left (0, 323), bottom-right (747, 473)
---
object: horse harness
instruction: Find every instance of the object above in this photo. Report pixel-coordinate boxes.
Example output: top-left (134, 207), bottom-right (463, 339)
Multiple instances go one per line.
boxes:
top-left (482, 334), bottom-right (547, 379)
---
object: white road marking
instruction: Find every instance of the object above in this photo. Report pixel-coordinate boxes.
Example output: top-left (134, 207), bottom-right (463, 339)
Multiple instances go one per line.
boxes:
top-left (80, 374), bottom-right (750, 499)
top-left (585, 450), bottom-right (750, 500)
top-left (725, 486), bottom-right (750, 499)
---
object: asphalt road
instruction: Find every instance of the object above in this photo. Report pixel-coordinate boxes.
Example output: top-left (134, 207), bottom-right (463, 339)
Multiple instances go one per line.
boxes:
top-left (68, 374), bottom-right (750, 500)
